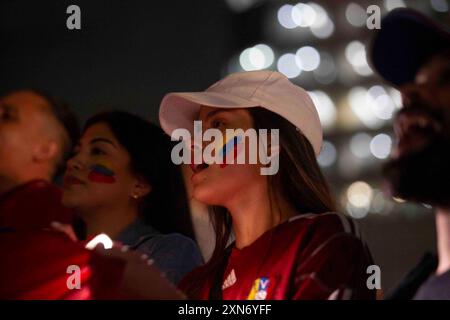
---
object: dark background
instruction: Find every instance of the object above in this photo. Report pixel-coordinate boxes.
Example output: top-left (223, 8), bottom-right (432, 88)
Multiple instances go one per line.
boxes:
top-left (0, 0), bottom-right (249, 122)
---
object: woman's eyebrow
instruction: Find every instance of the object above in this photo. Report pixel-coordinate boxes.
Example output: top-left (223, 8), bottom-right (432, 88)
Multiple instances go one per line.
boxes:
top-left (90, 137), bottom-right (118, 149)
top-left (202, 109), bottom-right (230, 122)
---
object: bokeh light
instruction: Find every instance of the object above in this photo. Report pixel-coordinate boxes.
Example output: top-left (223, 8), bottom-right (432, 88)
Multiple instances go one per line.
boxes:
top-left (318, 140), bottom-right (337, 167)
top-left (296, 46), bottom-right (321, 71)
top-left (277, 53), bottom-right (302, 78)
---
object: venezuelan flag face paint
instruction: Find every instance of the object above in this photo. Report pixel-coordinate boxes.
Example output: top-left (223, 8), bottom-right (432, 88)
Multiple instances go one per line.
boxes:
top-left (218, 135), bottom-right (243, 168)
top-left (88, 161), bottom-right (116, 184)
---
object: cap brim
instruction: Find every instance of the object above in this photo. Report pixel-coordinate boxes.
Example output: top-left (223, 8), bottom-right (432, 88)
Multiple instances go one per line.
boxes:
top-left (159, 91), bottom-right (258, 136)
top-left (369, 8), bottom-right (450, 87)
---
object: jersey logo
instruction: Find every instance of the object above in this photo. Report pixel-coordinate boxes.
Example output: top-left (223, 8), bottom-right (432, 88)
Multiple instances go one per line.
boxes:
top-left (247, 277), bottom-right (272, 300)
top-left (222, 269), bottom-right (237, 290)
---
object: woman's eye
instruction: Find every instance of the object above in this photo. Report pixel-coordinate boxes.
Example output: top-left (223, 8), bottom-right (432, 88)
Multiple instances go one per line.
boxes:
top-left (212, 119), bottom-right (225, 129)
top-left (91, 147), bottom-right (106, 156)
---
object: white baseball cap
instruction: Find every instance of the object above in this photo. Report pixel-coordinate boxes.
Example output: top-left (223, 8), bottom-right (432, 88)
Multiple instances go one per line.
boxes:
top-left (159, 70), bottom-right (323, 155)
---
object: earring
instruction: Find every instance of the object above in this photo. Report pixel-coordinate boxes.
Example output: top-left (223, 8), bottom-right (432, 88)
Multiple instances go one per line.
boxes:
top-left (132, 194), bottom-right (139, 199)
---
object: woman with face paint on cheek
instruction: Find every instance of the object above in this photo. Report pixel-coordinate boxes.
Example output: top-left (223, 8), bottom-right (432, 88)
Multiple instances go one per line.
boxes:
top-left (61, 111), bottom-right (203, 286)
top-left (160, 71), bottom-right (376, 300)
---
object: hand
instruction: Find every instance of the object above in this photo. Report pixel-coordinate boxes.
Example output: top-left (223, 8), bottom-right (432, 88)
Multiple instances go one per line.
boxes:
top-left (94, 245), bottom-right (187, 300)
top-left (50, 221), bottom-right (78, 242)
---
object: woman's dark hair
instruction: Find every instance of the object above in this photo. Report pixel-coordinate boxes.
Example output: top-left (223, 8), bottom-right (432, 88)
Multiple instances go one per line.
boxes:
top-left (184, 107), bottom-right (336, 298)
top-left (82, 111), bottom-right (196, 240)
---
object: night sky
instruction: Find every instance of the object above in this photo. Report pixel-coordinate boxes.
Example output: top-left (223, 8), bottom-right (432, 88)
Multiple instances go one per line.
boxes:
top-left (0, 0), bottom-right (247, 123)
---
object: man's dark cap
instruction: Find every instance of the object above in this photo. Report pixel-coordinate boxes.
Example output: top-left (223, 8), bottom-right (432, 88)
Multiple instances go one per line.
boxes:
top-left (369, 8), bottom-right (450, 87)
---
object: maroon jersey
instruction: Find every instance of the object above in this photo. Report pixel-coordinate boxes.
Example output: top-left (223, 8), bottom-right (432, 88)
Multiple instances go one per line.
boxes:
top-left (0, 180), bottom-right (74, 230)
top-left (179, 212), bottom-right (375, 300)
top-left (0, 180), bottom-right (126, 299)
top-left (0, 230), bottom-right (126, 299)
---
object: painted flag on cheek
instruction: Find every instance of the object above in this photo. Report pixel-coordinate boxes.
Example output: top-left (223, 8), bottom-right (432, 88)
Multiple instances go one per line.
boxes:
top-left (219, 135), bottom-right (243, 168)
top-left (88, 163), bottom-right (116, 184)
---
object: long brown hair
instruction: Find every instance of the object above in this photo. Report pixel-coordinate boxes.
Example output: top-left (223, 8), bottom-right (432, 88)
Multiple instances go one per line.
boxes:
top-left (185, 107), bottom-right (336, 297)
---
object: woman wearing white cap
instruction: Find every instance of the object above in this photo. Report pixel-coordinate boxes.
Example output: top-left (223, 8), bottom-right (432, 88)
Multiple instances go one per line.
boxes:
top-left (159, 70), bottom-right (375, 300)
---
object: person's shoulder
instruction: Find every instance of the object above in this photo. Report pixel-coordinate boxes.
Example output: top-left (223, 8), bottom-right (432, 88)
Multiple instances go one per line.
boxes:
top-left (286, 211), bottom-right (361, 239)
top-left (18, 180), bottom-right (67, 210)
top-left (139, 232), bottom-right (202, 256)
top-left (1, 180), bottom-right (73, 228)
top-left (137, 233), bottom-right (204, 285)
top-left (16, 180), bottom-right (60, 197)
top-left (177, 262), bottom-right (210, 294)
top-left (1, 180), bottom-right (52, 207)
top-left (274, 212), bottom-right (364, 255)
top-left (288, 213), bottom-right (375, 300)
top-left (156, 233), bottom-right (198, 247)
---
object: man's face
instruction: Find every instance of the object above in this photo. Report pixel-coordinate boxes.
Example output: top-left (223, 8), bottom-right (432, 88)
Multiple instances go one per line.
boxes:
top-left (0, 91), bottom-right (50, 183)
top-left (383, 51), bottom-right (450, 207)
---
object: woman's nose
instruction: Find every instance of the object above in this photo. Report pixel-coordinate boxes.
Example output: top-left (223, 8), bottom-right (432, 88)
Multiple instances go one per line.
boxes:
top-left (189, 139), bottom-right (203, 164)
top-left (66, 154), bottom-right (84, 171)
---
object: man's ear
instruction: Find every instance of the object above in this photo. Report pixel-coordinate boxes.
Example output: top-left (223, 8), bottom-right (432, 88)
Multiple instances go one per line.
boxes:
top-left (33, 140), bottom-right (60, 164)
top-left (131, 176), bottom-right (152, 199)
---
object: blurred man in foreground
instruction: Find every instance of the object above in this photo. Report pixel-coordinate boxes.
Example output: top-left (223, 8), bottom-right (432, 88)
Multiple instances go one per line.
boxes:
top-left (0, 89), bottom-right (79, 230)
top-left (370, 8), bottom-right (450, 299)
top-left (0, 90), bottom-right (183, 299)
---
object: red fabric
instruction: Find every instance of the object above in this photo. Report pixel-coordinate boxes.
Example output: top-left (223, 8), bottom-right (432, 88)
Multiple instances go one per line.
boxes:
top-left (0, 180), bottom-right (74, 230)
top-left (179, 213), bottom-right (376, 300)
top-left (0, 230), bottom-right (125, 299)
top-left (0, 180), bottom-right (126, 299)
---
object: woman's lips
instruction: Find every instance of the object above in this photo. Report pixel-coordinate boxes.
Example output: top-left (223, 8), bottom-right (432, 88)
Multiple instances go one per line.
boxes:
top-left (63, 174), bottom-right (86, 187)
top-left (190, 163), bottom-right (209, 173)
top-left (190, 163), bottom-right (210, 183)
